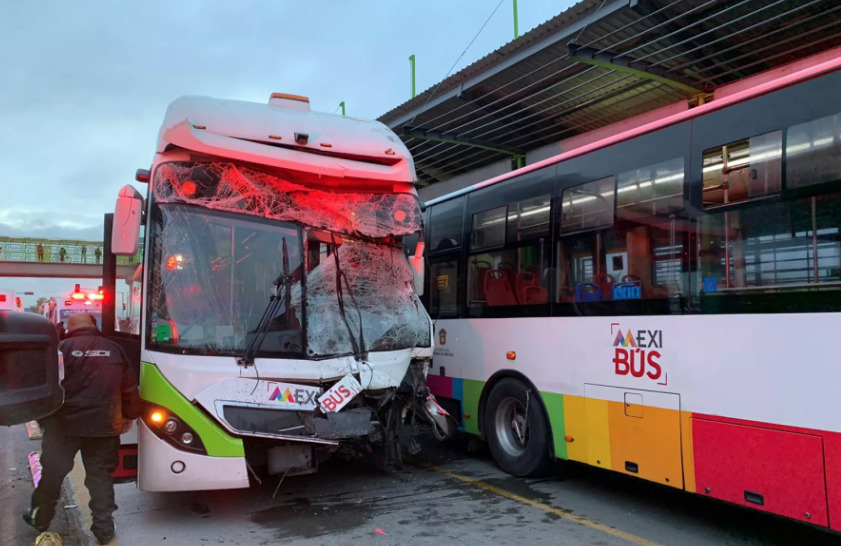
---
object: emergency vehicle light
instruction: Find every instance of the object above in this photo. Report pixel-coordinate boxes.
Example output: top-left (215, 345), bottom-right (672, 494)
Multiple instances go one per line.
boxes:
top-left (71, 293), bottom-right (86, 300)
top-left (64, 300), bottom-right (72, 306)
top-left (0, 295), bottom-right (5, 302)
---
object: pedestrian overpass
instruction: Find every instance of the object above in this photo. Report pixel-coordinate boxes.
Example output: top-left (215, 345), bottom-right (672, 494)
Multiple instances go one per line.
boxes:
top-left (0, 236), bottom-right (140, 279)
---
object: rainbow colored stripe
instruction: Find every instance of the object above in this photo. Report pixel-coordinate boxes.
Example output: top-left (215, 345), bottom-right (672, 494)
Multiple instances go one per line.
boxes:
top-left (427, 375), bottom-right (841, 530)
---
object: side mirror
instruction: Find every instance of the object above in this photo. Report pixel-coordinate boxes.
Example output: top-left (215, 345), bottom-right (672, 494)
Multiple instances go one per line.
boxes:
top-left (112, 185), bottom-right (144, 255)
top-left (409, 241), bottom-right (425, 297)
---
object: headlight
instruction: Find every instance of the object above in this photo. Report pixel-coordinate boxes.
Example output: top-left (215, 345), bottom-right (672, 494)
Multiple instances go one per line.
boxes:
top-left (141, 402), bottom-right (207, 455)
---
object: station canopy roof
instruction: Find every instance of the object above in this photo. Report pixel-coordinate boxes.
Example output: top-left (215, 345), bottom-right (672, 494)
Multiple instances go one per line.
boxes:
top-left (377, 0), bottom-right (841, 187)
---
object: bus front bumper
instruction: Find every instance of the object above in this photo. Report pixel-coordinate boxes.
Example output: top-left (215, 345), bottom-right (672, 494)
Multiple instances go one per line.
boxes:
top-left (137, 420), bottom-right (249, 492)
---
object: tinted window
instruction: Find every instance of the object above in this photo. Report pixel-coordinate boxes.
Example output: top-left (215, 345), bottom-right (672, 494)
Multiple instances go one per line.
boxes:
top-left (429, 197), bottom-right (465, 252)
top-left (702, 131), bottom-right (782, 208)
top-left (560, 177), bottom-right (615, 233)
top-left (786, 113), bottom-right (841, 189)
top-left (471, 206), bottom-right (507, 250)
top-left (429, 258), bottom-right (458, 316)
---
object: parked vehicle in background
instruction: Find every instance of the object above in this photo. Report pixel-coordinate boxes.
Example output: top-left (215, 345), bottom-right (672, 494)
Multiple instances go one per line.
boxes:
top-left (0, 290), bottom-right (23, 312)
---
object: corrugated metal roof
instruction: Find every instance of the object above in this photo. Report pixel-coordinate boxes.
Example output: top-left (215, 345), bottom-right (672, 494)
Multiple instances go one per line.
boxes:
top-left (378, 0), bottom-right (841, 186)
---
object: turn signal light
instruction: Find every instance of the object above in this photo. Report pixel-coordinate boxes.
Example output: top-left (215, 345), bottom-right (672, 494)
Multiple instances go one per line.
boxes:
top-left (143, 402), bottom-right (206, 455)
top-left (506, 351), bottom-right (517, 360)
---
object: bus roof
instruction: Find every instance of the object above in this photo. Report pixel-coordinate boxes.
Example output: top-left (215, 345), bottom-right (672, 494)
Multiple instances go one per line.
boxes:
top-left (424, 50), bottom-right (841, 208)
top-left (156, 95), bottom-right (416, 185)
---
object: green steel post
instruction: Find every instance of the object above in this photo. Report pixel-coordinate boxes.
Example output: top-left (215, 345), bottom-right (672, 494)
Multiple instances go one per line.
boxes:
top-left (409, 54), bottom-right (416, 98)
top-left (513, 0), bottom-right (519, 40)
top-left (339, 101), bottom-right (346, 116)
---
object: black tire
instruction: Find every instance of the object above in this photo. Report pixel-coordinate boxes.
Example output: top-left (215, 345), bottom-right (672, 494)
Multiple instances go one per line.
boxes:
top-left (485, 378), bottom-right (553, 477)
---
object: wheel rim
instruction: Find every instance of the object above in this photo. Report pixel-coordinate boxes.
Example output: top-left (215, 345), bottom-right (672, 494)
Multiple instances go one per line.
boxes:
top-left (494, 396), bottom-right (529, 457)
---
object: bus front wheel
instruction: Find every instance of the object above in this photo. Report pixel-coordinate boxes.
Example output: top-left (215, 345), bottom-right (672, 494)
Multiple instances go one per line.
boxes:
top-left (485, 378), bottom-right (553, 477)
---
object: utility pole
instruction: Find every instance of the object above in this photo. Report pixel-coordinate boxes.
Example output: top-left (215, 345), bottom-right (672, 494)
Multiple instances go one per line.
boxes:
top-left (409, 54), bottom-right (416, 98)
top-left (513, 0), bottom-right (519, 39)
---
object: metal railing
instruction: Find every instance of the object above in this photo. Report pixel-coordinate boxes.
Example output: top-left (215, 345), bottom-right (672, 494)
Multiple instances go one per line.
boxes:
top-left (0, 237), bottom-right (141, 266)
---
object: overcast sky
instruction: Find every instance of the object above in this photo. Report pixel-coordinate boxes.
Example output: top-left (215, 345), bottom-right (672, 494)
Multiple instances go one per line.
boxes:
top-left (1, 0), bottom-right (574, 306)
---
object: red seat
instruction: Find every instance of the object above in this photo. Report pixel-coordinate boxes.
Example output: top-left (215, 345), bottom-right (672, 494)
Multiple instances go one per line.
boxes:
top-left (484, 269), bottom-right (519, 306)
top-left (516, 271), bottom-right (547, 304)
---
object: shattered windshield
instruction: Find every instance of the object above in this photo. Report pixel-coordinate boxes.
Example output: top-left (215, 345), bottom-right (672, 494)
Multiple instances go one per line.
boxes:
top-left (298, 235), bottom-right (431, 357)
top-left (148, 205), bottom-right (304, 356)
top-left (148, 160), bottom-right (432, 359)
top-left (153, 161), bottom-right (423, 238)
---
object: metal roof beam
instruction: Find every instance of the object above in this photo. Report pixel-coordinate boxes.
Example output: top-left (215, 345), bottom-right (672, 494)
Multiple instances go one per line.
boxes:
top-left (383, 0), bottom-right (633, 129)
top-left (403, 125), bottom-right (524, 157)
top-left (568, 43), bottom-right (704, 96)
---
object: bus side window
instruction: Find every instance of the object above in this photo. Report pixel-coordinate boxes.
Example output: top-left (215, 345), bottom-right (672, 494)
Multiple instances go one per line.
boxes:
top-left (557, 159), bottom-right (688, 305)
top-left (429, 258), bottom-right (458, 317)
top-left (467, 195), bottom-right (551, 309)
top-left (697, 113), bottom-right (841, 301)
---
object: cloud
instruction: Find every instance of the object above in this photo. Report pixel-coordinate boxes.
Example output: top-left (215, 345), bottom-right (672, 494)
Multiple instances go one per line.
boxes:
top-left (1, 0), bottom-right (572, 237)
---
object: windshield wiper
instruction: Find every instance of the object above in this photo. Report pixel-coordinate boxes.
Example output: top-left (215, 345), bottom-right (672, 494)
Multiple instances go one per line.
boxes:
top-left (237, 237), bottom-right (295, 368)
top-left (331, 234), bottom-right (367, 361)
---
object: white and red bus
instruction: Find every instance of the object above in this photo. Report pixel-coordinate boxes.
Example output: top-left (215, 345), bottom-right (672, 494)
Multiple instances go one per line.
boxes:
top-left (421, 49), bottom-right (841, 530)
top-left (105, 92), bottom-right (448, 491)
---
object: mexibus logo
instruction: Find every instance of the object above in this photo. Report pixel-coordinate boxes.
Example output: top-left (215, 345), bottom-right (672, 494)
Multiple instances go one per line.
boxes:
top-left (610, 323), bottom-right (668, 385)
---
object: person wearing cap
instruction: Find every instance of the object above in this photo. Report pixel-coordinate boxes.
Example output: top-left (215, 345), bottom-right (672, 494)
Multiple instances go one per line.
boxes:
top-left (23, 313), bottom-right (140, 544)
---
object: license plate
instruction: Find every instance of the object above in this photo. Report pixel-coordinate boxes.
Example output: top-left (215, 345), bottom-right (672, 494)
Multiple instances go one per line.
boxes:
top-left (318, 374), bottom-right (363, 413)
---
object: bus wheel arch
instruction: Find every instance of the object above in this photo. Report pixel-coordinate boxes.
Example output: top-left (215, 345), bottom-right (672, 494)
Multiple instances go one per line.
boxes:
top-left (478, 371), bottom-right (555, 477)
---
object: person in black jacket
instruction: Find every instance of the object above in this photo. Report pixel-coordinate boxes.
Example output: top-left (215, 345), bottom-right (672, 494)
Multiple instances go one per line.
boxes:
top-left (23, 313), bottom-right (140, 545)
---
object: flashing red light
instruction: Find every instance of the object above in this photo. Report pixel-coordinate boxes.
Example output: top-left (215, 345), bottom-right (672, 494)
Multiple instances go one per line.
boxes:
top-left (170, 319), bottom-right (179, 343)
top-left (166, 255), bottom-right (182, 270)
top-left (394, 210), bottom-right (407, 222)
top-left (182, 181), bottom-right (197, 196)
top-left (0, 295), bottom-right (5, 302)
top-left (71, 293), bottom-right (86, 300)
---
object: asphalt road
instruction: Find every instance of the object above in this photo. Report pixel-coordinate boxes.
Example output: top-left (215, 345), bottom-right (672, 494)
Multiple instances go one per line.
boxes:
top-left (5, 427), bottom-right (841, 546)
top-left (0, 425), bottom-right (82, 546)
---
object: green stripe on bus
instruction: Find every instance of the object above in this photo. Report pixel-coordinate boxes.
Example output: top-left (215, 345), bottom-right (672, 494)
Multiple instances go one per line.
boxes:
top-left (541, 391), bottom-right (567, 460)
top-left (462, 379), bottom-right (484, 435)
top-left (140, 362), bottom-right (245, 458)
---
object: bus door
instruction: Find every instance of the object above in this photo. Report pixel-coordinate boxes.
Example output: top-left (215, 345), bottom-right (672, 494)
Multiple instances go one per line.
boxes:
top-left (102, 212), bottom-right (144, 480)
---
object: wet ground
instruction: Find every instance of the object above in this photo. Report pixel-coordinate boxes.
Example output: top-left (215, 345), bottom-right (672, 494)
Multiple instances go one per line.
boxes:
top-left (5, 426), bottom-right (841, 545)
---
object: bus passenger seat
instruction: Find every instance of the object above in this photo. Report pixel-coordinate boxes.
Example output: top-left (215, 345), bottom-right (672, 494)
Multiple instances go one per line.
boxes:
top-left (516, 272), bottom-right (547, 304)
top-left (484, 269), bottom-right (519, 306)
top-left (575, 282), bottom-right (603, 302)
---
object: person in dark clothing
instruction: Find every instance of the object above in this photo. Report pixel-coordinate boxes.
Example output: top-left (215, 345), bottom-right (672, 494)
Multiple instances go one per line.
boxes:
top-left (23, 313), bottom-right (140, 544)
